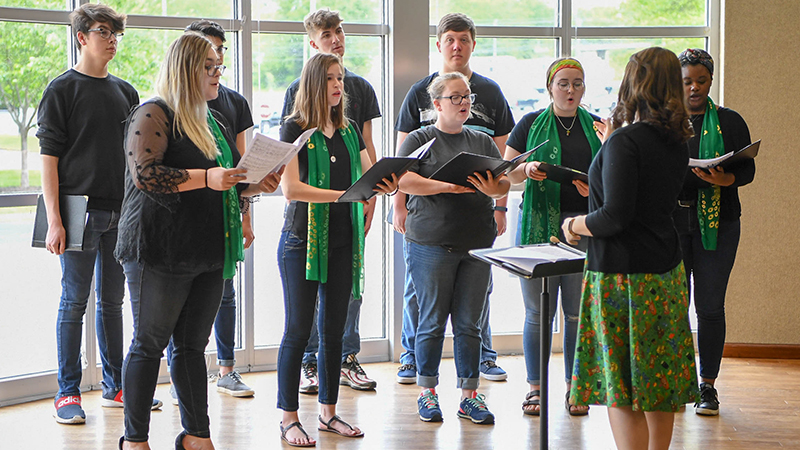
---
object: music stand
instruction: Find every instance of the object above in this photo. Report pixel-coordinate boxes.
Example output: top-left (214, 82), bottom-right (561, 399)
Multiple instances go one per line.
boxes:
top-left (470, 243), bottom-right (586, 449)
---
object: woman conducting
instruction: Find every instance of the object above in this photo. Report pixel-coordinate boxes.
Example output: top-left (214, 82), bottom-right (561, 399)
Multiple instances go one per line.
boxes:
top-left (563, 47), bottom-right (698, 449)
top-left (116, 32), bottom-right (281, 449)
top-left (276, 52), bottom-right (397, 447)
top-left (677, 48), bottom-right (755, 416)
top-left (504, 57), bottom-right (601, 417)
top-left (397, 72), bottom-right (510, 426)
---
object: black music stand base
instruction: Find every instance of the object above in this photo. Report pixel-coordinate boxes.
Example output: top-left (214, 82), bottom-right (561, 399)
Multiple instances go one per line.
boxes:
top-left (539, 277), bottom-right (552, 450)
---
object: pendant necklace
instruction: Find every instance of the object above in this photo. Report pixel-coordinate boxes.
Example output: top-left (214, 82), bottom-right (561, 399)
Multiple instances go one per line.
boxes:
top-left (555, 114), bottom-right (577, 136)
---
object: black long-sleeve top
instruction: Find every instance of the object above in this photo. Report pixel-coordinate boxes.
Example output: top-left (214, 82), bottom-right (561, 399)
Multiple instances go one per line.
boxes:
top-left (585, 122), bottom-right (689, 274)
top-left (679, 106), bottom-right (754, 221)
top-left (115, 99), bottom-right (245, 270)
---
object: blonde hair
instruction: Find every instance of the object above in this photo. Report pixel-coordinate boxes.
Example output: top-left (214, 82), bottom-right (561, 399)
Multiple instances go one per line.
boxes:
top-left (291, 53), bottom-right (348, 130)
top-left (156, 32), bottom-right (218, 159)
top-left (427, 71), bottom-right (469, 101)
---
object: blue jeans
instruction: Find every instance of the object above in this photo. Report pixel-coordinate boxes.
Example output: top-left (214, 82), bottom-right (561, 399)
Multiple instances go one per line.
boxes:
top-left (405, 240), bottom-right (491, 390)
top-left (301, 290), bottom-right (362, 365)
top-left (56, 209), bottom-right (125, 399)
top-left (675, 207), bottom-right (741, 380)
top-left (166, 277), bottom-right (237, 368)
top-left (277, 231), bottom-right (351, 411)
top-left (122, 262), bottom-right (223, 442)
top-left (399, 252), bottom-right (497, 366)
top-left (517, 212), bottom-right (586, 385)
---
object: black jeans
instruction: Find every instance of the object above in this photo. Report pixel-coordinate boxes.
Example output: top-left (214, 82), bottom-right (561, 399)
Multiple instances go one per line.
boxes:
top-left (121, 261), bottom-right (223, 442)
top-left (277, 231), bottom-right (352, 411)
top-left (674, 206), bottom-right (741, 380)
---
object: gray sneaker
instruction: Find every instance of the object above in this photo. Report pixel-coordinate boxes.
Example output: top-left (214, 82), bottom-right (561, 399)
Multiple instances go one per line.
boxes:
top-left (169, 384), bottom-right (179, 406)
top-left (216, 371), bottom-right (255, 397)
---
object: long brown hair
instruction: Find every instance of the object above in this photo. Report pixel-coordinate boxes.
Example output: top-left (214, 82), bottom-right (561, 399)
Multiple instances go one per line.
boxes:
top-left (611, 47), bottom-right (693, 143)
top-left (290, 53), bottom-right (348, 130)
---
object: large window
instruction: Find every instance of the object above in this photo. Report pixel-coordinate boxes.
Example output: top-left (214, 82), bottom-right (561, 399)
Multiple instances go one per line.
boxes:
top-left (0, 0), bottom-right (716, 404)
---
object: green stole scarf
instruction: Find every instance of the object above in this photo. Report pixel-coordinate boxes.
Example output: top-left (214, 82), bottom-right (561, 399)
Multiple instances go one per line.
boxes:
top-left (207, 111), bottom-right (244, 279)
top-left (519, 105), bottom-right (601, 244)
top-left (305, 123), bottom-right (365, 299)
top-left (697, 97), bottom-right (724, 250)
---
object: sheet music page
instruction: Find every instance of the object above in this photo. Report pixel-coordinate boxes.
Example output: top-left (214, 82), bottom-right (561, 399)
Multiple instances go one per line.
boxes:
top-left (484, 245), bottom-right (575, 273)
top-left (236, 128), bottom-right (316, 183)
top-left (688, 152), bottom-right (733, 169)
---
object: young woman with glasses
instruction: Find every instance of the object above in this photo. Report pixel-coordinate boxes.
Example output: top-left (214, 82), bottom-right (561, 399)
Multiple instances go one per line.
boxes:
top-left (395, 71), bottom-right (510, 425)
top-left (504, 57), bottom-right (601, 417)
top-left (116, 32), bottom-right (280, 450)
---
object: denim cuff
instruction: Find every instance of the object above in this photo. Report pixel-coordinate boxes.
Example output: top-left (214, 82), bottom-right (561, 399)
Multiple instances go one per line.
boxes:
top-left (417, 374), bottom-right (438, 388)
top-left (400, 352), bottom-right (415, 365)
top-left (217, 359), bottom-right (235, 367)
top-left (456, 377), bottom-right (480, 390)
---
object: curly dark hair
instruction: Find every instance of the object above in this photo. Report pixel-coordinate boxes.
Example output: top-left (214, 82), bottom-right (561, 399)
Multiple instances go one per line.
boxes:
top-left (611, 47), bottom-right (693, 143)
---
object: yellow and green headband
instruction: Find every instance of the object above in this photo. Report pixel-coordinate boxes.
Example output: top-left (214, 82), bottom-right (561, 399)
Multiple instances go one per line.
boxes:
top-left (547, 59), bottom-right (584, 85)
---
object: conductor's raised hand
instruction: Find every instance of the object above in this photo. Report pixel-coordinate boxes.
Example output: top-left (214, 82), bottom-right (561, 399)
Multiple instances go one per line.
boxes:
top-left (374, 173), bottom-right (400, 195)
top-left (467, 170), bottom-right (506, 198)
top-left (523, 161), bottom-right (547, 181)
top-left (257, 166), bottom-right (284, 193)
top-left (207, 167), bottom-right (247, 191)
top-left (594, 117), bottom-right (616, 144)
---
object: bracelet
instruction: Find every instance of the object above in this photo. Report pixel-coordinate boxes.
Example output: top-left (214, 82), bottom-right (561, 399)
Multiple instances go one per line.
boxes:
top-left (567, 217), bottom-right (577, 235)
top-left (388, 187), bottom-right (399, 196)
top-left (493, 205), bottom-right (508, 212)
top-left (204, 169), bottom-right (209, 187)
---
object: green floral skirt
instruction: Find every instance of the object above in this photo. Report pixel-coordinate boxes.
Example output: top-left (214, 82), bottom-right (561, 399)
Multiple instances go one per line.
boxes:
top-left (569, 263), bottom-right (699, 412)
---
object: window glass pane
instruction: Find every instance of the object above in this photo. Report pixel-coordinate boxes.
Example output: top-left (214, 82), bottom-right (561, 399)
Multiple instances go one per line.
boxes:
top-left (573, 0), bottom-right (706, 27)
top-left (0, 206), bottom-right (62, 378)
top-left (572, 38), bottom-right (705, 117)
top-left (253, 1), bottom-right (382, 24)
top-left (430, 0), bottom-right (557, 27)
top-left (103, 1), bottom-right (232, 18)
top-left (1, 0), bottom-right (67, 9)
top-left (108, 29), bottom-right (185, 100)
top-left (0, 22), bottom-right (67, 196)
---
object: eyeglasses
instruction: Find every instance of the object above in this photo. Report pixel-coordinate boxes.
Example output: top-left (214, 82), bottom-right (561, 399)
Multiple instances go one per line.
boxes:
top-left (86, 28), bottom-right (124, 42)
top-left (216, 46), bottom-right (228, 55)
top-left (436, 93), bottom-right (477, 105)
top-left (205, 64), bottom-right (226, 76)
top-left (555, 81), bottom-right (585, 91)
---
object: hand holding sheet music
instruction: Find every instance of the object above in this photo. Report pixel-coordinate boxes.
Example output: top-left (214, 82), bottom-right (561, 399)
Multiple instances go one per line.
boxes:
top-left (235, 128), bottom-right (317, 183)
top-left (688, 139), bottom-right (760, 169)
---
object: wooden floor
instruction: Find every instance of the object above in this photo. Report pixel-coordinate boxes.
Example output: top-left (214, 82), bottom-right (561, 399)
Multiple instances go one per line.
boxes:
top-left (2, 355), bottom-right (800, 449)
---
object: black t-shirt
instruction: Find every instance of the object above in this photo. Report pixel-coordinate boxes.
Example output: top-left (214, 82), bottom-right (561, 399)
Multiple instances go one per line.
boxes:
top-left (507, 109), bottom-right (600, 213)
top-left (395, 71), bottom-right (515, 140)
top-left (280, 118), bottom-right (365, 248)
top-left (37, 69), bottom-right (139, 211)
top-left (208, 84), bottom-right (254, 150)
top-left (677, 106), bottom-right (754, 222)
top-left (281, 68), bottom-right (381, 133)
top-left (397, 126), bottom-right (498, 251)
top-left (585, 122), bottom-right (688, 274)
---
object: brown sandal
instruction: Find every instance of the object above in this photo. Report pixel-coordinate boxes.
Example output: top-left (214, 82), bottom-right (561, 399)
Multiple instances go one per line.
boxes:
top-left (318, 415), bottom-right (364, 438)
top-left (522, 390), bottom-right (540, 416)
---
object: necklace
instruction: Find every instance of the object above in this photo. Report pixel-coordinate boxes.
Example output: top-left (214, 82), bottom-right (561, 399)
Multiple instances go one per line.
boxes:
top-left (555, 114), bottom-right (577, 136)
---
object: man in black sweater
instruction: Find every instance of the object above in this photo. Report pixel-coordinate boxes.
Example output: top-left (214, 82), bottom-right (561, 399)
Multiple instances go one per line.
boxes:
top-left (37, 4), bottom-right (161, 425)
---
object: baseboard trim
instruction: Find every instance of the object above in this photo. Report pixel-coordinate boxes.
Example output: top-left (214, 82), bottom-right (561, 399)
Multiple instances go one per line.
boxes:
top-left (723, 343), bottom-right (800, 359)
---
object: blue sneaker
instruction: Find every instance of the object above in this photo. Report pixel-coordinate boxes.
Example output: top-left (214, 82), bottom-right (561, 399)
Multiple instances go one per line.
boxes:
top-left (458, 393), bottom-right (495, 424)
top-left (417, 388), bottom-right (443, 422)
top-left (54, 395), bottom-right (85, 425)
top-left (479, 360), bottom-right (507, 381)
top-left (396, 363), bottom-right (416, 384)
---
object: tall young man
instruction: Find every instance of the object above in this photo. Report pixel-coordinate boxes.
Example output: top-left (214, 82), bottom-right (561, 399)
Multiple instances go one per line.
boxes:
top-left (281, 8), bottom-right (382, 392)
top-left (38, 4), bottom-right (161, 424)
top-left (393, 13), bottom-right (515, 385)
top-left (163, 20), bottom-right (258, 401)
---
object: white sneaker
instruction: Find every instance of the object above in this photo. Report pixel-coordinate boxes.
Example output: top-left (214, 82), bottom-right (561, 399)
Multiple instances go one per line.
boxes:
top-left (299, 362), bottom-right (319, 394)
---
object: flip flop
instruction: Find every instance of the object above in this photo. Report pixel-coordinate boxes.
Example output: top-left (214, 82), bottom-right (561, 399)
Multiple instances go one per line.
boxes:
top-left (280, 421), bottom-right (316, 447)
top-left (565, 391), bottom-right (589, 416)
top-left (318, 414), bottom-right (364, 438)
top-left (522, 390), bottom-right (540, 416)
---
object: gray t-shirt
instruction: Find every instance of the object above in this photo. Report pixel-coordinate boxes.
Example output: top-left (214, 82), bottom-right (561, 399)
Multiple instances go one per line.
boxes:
top-left (397, 126), bottom-right (499, 251)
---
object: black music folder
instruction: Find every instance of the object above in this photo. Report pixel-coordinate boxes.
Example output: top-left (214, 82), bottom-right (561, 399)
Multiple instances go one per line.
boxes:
top-left (428, 140), bottom-right (548, 188)
top-left (537, 162), bottom-right (588, 184)
top-left (337, 138), bottom-right (436, 203)
top-left (31, 194), bottom-right (88, 251)
top-left (689, 139), bottom-right (761, 170)
top-left (469, 243), bottom-right (585, 279)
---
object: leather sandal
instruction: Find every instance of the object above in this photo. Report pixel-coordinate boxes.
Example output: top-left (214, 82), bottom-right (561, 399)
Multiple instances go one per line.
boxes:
top-left (565, 391), bottom-right (589, 416)
top-left (280, 421), bottom-right (316, 447)
top-left (522, 390), bottom-right (540, 416)
top-left (318, 414), bottom-right (364, 438)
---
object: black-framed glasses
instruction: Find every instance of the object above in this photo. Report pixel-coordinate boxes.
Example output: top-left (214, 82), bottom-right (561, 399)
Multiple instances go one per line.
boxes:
top-left (216, 45), bottom-right (228, 55)
top-left (437, 93), bottom-right (477, 105)
top-left (205, 64), bottom-right (226, 76)
top-left (555, 80), bottom-right (585, 91)
top-left (86, 28), bottom-right (124, 42)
